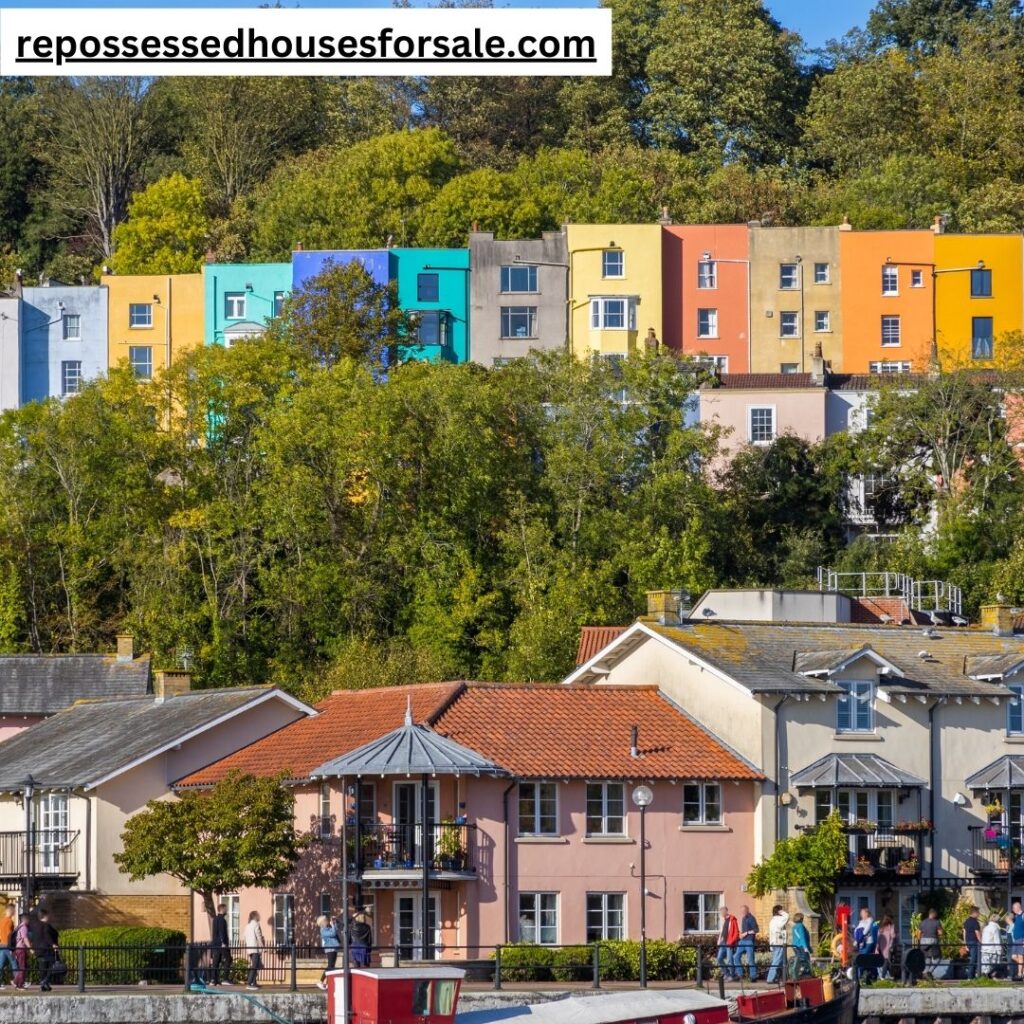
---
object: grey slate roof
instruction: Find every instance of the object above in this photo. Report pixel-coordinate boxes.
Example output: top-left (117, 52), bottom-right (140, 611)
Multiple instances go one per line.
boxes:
top-left (965, 755), bottom-right (1024, 790)
top-left (313, 704), bottom-right (506, 779)
top-left (964, 653), bottom-right (1024, 680)
top-left (628, 622), bottom-right (1023, 697)
top-left (0, 687), bottom-right (278, 790)
top-left (791, 753), bottom-right (926, 789)
top-left (0, 654), bottom-right (151, 715)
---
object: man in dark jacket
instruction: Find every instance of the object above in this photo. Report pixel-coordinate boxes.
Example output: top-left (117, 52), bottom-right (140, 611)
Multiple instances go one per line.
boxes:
top-left (33, 910), bottom-right (59, 992)
top-left (210, 904), bottom-right (231, 986)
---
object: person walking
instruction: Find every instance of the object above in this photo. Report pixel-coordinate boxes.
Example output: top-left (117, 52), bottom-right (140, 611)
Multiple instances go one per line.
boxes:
top-left (0, 904), bottom-right (17, 987)
top-left (243, 911), bottom-right (264, 990)
top-left (33, 909), bottom-right (59, 992)
top-left (316, 914), bottom-right (340, 989)
top-left (766, 905), bottom-right (789, 984)
top-left (1010, 900), bottom-right (1024, 981)
top-left (12, 913), bottom-right (30, 989)
top-left (716, 905), bottom-right (739, 980)
top-left (791, 913), bottom-right (812, 979)
top-left (981, 914), bottom-right (1004, 978)
top-left (737, 905), bottom-right (759, 982)
top-left (349, 910), bottom-right (373, 968)
top-left (876, 916), bottom-right (896, 980)
top-left (854, 907), bottom-right (878, 982)
top-left (916, 908), bottom-right (943, 977)
top-left (209, 903), bottom-right (231, 987)
top-left (964, 905), bottom-right (982, 980)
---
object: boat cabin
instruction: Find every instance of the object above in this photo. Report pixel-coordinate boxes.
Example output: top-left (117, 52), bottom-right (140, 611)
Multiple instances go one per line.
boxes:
top-left (328, 966), bottom-right (465, 1024)
top-left (455, 989), bottom-right (730, 1024)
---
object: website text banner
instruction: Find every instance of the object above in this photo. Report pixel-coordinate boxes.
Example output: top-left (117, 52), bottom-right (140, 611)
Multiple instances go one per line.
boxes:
top-left (0, 7), bottom-right (611, 75)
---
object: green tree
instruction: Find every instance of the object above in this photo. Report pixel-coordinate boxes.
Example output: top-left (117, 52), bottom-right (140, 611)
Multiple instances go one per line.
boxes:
top-left (115, 773), bottom-right (306, 922)
top-left (110, 174), bottom-right (210, 275)
top-left (867, 0), bottom-right (1016, 53)
top-left (747, 812), bottom-right (849, 921)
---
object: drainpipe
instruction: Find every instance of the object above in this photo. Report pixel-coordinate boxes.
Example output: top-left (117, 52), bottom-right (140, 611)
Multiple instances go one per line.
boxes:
top-left (772, 696), bottom-right (789, 844)
top-left (928, 698), bottom-right (943, 886)
top-left (501, 781), bottom-right (516, 944)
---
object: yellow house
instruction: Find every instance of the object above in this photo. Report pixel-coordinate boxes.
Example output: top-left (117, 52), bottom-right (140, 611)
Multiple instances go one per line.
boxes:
top-left (102, 274), bottom-right (205, 377)
top-left (566, 224), bottom-right (663, 359)
top-left (934, 234), bottom-right (1023, 367)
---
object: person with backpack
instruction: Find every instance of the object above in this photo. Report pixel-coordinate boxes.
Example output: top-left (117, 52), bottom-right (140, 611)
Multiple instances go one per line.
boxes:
top-left (33, 909), bottom-right (59, 992)
top-left (0, 904), bottom-right (17, 986)
top-left (12, 912), bottom-right (30, 989)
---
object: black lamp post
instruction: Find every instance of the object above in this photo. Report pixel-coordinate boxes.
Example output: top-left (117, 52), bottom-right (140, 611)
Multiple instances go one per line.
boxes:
top-left (631, 784), bottom-right (653, 989)
top-left (21, 774), bottom-right (35, 911)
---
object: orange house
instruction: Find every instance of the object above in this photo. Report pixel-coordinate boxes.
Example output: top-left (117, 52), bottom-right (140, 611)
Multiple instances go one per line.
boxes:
top-left (839, 231), bottom-right (935, 374)
top-left (663, 225), bottom-right (750, 372)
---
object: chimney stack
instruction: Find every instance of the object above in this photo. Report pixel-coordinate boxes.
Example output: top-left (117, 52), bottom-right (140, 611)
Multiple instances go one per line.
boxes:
top-left (645, 590), bottom-right (690, 626)
top-left (931, 215), bottom-right (945, 235)
top-left (658, 206), bottom-right (672, 226)
top-left (116, 634), bottom-right (134, 662)
top-left (981, 603), bottom-right (1015, 637)
top-left (810, 341), bottom-right (826, 384)
top-left (205, 248), bottom-right (216, 264)
top-left (839, 215), bottom-right (852, 232)
top-left (154, 669), bottom-right (192, 701)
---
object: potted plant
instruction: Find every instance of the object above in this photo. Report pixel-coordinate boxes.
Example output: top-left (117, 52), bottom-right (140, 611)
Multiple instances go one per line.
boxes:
top-left (436, 818), bottom-right (466, 871)
top-left (853, 857), bottom-right (875, 877)
top-left (897, 857), bottom-right (919, 876)
top-left (984, 825), bottom-right (1002, 843)
top-left (850, 819), bottom-right (877, 834)
top-left (985, 800), bottom-right (1004, 821)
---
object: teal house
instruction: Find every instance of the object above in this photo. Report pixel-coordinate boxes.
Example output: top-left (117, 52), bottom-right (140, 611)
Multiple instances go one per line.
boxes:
top-left (204, 263), bottom-right (291, 346)
top-left (391, 249), bottom-right (470, 364)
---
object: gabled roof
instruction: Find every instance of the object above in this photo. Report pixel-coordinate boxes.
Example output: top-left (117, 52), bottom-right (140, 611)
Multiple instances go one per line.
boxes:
top-left (964, 653), bottom-right (1024, 680)
top-left (794, 646), bottom-right (903, 679)
top-left (576, 626), bottom-right (628, 665)
top-left (966, 755), bottom-right (1024, 790)
top-left (434, 683), bottom-right (761, 780)
top-left (313, 704), bottom-right (505, 779)
top-left (791, 753), bottom-right (926, 789)
top-left (0, 654), bottom-right (151, 715)
top-left (566, 620), bottom-right (1023, 698)
top-left (0, 687), bottom-right (312, 791)
top-left (175, 682), bottom-right (464, 788)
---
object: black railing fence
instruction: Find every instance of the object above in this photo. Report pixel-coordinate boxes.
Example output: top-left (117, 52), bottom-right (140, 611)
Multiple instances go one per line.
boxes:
top-left (970, 823), bottom-right (1024, 875)
top-left (351, 823), bottom-right (477, 874)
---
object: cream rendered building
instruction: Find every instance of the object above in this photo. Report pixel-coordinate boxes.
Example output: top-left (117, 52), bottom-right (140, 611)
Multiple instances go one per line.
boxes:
top-left (567, 590), bottom-right (1024, 931)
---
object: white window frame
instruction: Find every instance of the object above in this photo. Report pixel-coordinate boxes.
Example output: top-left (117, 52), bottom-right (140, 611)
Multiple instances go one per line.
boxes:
top-left (223, 894), bottom-right (240, 946)
top-left (586, 892), bottom-right (626, 942)
top-left (814, 310), bottom-right (831, 333)
top-left (273, 291), bottom-right (286, 317)
top-left (602, 251), bottom-right (624, 279)
top-left (881, 315), bottom-right (901, 347)
top-left (224, 293), bottom-right (246, 320)
top-left (814, 263), bottom-right (830, 285)
top-left (697, 308), bottom-right (718, 338)
top-left (518, 892), bottom-right (558, 945)
top-left (910, 270), bottom-right (924, 288)
top-left (779, 264), bottom-right (799, 290)
top-left (780, 363), bottom-right (799, 374)
top-left (319, 781), bottom-right (332, 838)
top-left (128, 303), bottom-right (152, 329)
top-left (586, 782), bottom-right (626, 836)
top-left (128, 346), bottom-right (152, 380)
top-left (779, 312), bottom-right (799, 339)
top-left (881, 265), bottom-right (899, 296)
top-left (590, 297), bottom-right (636, 331)
top-left (869, 361), bottom-right (911, 374)
top-left (1008, 683), bottom-right (1024, 735)
top-left (697, 261), bottom-right (717, 290)
top-left (61, 360), bottom-right (82, 396)
top-left (518, 781), bottom-right (558, 836)
top-left (748, 405), bottom-right (776, 445)
top-left (683, 892), bottom-right (721, 934)
top-left (682, 782), bottom-right (722, 825)
top-left (836, 679), bottom-right (874, 734)
top-left (62, 314), bottom-right (81, 341)
top-left (272, 893), bottom-right (294, 947)
top-left (501, 265), bottom-right (538, 294)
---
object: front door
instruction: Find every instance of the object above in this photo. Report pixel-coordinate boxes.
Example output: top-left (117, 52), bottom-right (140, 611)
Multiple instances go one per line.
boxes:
top-left (38, 792), bottom-right (68, 872)
top-left (395, 895), bottom-right (440, 960)
top-left (393, 782), bottom-right (438, 868)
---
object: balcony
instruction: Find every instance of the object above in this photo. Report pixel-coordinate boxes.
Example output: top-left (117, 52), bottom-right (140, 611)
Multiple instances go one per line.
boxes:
top-left (0, 830), bottom-right (81, 890)
top-left (797, 823), bottom-right (924, 883)
top-left (970, 824), bottom-right (1024, 877)
top-left (349, 823), bottom-right (478, 883)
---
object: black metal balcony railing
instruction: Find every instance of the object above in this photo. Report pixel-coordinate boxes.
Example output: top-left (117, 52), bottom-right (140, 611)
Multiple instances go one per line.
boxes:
top-left (795, 824), bottom-right (923, 881)
top-left (351, 823), bottom-right (477, 876)
top-left (970, 823), bottom-right (1024, 875)
top-left (0, 829), bottom-right (81, 887)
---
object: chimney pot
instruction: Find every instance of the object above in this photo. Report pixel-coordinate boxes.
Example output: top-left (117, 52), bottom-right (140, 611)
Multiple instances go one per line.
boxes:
top-left (116, 634), bottom-right (134, 662)
top-left (205, 248), bottom-right (216, 264)
top-left (839, 215), bottom-right (852, 232)
top-left (931, 215), bottom-right (945, 235)
top-left (154, 669), bottom-right (192, 701)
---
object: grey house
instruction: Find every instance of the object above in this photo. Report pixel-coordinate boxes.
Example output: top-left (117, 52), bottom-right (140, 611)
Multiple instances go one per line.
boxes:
top-left (21, 284), bottom-right (108, 404)
top-left (468, 230), bottom-right (568, 366)
top-left (0, 296), bottom-right (20, 411)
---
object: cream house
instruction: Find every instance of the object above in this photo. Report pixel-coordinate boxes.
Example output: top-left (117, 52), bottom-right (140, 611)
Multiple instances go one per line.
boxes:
top-left (567, 589), bottom-right (1024, 933)
top-left (0, 674), bottom-right (313, 930)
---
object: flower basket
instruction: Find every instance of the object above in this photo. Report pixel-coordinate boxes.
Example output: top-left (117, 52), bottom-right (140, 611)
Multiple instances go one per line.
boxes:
top-left (984, 827), bottom-right (1001, 843)
top-left (896, 860), bottom-right (918, 876)
top-left (853, 860), bottom-right (875, 877)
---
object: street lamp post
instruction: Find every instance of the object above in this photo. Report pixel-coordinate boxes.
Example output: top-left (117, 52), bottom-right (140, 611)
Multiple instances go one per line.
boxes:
top-left (702, 252), bottom-right (752, 373)
top-left (21, 774), bottom-right (35, 911)
top-left (631, 784), bottom-right (654, 989)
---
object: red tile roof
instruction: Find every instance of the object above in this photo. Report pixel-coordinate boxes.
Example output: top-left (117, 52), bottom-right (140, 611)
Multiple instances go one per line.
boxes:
top-left (174, 682), bottom-right (464, 787)
top-left (710, 374), bottom-right (819, 389)
top-left (576, 626), bottom-right (628, 665)
top-left (435, 683), bottom-right (761, 780)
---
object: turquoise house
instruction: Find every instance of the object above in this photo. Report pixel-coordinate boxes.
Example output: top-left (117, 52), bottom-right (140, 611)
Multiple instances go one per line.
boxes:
top-left (204, 263), bottom-right (291, 347)
top-left (391, 249), bottom-right (470, 364)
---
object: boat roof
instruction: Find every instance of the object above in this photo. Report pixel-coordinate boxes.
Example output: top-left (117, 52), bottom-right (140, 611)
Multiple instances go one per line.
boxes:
top-left (456, 989), bottom-right (727, 1023)
top-left (351, 966), bottom-right (467, 981)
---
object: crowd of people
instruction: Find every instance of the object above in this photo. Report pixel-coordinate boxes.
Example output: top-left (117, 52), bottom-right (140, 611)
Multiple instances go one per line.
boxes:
top-left (0, 904), bottom-right (60, 990)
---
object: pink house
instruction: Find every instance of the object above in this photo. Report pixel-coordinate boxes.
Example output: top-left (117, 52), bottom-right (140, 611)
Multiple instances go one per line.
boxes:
top-left (177, 682), bottom-right (762, 957)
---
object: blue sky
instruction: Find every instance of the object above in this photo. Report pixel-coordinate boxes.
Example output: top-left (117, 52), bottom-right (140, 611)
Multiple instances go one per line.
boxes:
top-left (0, 0), bottom-right (879, 47)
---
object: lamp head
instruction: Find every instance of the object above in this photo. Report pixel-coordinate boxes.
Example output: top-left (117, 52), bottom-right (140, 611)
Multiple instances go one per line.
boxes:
top-left (632, 784), bottom-right (654, 808)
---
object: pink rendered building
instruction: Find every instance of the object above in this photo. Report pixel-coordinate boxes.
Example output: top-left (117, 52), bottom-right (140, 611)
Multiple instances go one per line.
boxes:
top-left (177, 682), bottom-right (762, 958)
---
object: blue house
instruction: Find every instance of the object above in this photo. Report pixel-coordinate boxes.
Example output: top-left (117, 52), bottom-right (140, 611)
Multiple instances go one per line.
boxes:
top-left (20, 286), bottom-right (108, 403)
top-left (291, 250), bottom-right (390, 291)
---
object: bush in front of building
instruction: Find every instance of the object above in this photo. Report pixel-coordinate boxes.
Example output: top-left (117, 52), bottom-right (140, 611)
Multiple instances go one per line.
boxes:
top-left (598, 939), bottom-right (682, 982)
top-left (496, 943), bottom-right (555, 982)
top-left (59, 926), bottom-right (187, 985)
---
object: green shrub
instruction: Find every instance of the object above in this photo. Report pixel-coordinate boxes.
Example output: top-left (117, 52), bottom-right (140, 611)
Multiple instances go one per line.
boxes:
top-left (494, 944), bottom-right (554, 982)
top-left (59, 926), bottom-right (187, 985)
top-left (598, 940), bottom-right (680, 981)
top-left (550, 945), bottom-right (591, 982)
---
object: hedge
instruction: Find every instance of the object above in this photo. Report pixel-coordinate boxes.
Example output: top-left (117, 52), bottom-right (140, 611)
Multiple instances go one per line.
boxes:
top-left (59, 926), bottom-right (188, 985)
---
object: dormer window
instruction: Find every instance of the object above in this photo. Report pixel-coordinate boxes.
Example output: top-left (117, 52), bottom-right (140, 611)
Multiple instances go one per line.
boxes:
top-left (1009, 684), bottom-right (1024, 736)
top-left (837, 680), bottom-right (874, 733)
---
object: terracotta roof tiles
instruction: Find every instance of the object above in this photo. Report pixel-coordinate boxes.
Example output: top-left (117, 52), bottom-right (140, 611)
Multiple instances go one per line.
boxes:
top-left (576, 626), bottom-right (628, 665)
